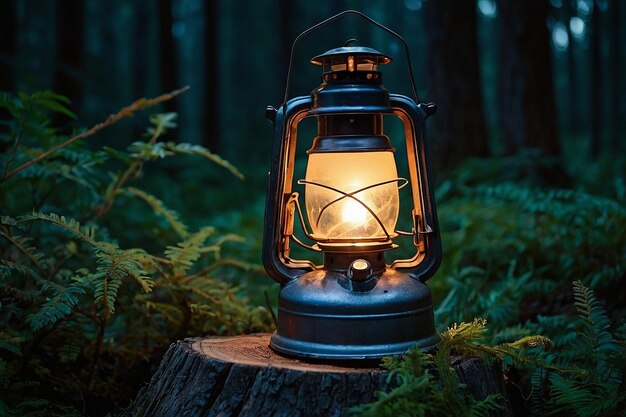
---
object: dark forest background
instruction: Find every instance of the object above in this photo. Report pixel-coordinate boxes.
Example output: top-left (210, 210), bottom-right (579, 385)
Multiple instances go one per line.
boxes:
top-left (1, 0), bottom-right (624, 176)
top-left (1, 1), bottom-right (626, 416)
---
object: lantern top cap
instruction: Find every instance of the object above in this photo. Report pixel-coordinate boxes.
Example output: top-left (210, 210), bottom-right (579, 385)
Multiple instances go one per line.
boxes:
top-left (310, 42), bottom-right (392, 66)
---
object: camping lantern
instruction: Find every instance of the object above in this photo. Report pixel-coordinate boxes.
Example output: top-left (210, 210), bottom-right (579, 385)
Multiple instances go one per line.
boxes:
top-left (263, 11), bottom-right (441, 359)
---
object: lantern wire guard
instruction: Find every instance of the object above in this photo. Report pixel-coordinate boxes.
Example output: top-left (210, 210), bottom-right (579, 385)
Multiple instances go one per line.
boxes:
top-left (297, 177), bottom-right (409, 242)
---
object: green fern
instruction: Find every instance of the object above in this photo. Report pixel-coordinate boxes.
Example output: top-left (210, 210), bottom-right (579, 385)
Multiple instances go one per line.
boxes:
top-left (0, 230), bottom-right (50, 271)
top-left (91, 250), bottom-right (153, 318)
top-left (549, 373), bottom-right (619, 417)
top-left (165, 142), bottom-right (245, 180)
top-left (126, 140), bottom-right (244, 180)
top-left (468, 394), bottom-right (504, 417)
top-left (531, 281), bottom-right (626, 417)
top-left (165, 226), bottom-right (215, 273)
top-left (572, 280), bottom-right (620, 362)
top-left (0, 332), bottom-right (22, 357)
top-left (145, 112), bottom-right (178, 137)
top-left (352, 325), bottom-right (510, 417)
top-left (26, 282), bottom-right (85, 331)
top-left (0, 89), bottom-right (272, 416)
top-left (19, 212), bottom-right (101, 248)
top-left (122, 187), bottom-right (189, 239)
top-left (0, 260), bottom-right (42, 281)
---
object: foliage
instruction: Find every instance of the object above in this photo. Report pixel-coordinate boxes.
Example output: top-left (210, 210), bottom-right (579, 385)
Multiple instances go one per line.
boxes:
top-left (531, 281), bottom-right (626, 417)
top-left (1, 90), bottom-right (624, 417)
top-left (353, 282), bottom-right (625, 417)
top-left (0, 91), bottom-right (272, 416)
top-left (435, 168), bottom-right (626, 326)
top-left (354, 151), bottom-right (625, 417)
top-left (351, 318), bottom-right (549, 417)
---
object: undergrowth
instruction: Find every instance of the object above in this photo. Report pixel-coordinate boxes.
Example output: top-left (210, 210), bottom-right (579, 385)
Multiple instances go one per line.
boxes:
top-left (0, 90), bottom-right (624, 417)
top-left (0, 90), bottom-right (272, 416)
top-left (352, 282), bottom-right (625, 417)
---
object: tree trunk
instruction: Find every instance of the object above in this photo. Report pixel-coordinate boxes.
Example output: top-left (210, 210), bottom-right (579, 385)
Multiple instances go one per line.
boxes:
top-left (159, 0), bottom-right (177, 116)
top-left (54, 0), bottom-right (84, 109)
top-left (129, 334), bottom-right (513, 417)
top-left (590, 0), bottom-right (602, 156)
top-left (422, 0), bottom-right (489, 171)
top-left (609, 0), bottom-right (620, 151)
top-left (564, 0), bottom-right (580, 134)
top-left (14, 0), bottom-right (57, 91)
top-left (171, 0), bottom-right (206, 146)
top-left (498, 0), bottom-right (560, 157)
top-left (0, 1), bottom-right (17, 91)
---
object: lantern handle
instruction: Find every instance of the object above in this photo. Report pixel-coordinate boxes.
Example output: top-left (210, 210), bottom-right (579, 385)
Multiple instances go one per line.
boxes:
top-left (283, 9), bottom-right (421, 106)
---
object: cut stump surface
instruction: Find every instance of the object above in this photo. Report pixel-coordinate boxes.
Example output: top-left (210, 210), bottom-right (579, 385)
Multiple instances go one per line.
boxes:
top-left (130, 334), bottom-right (513, 417)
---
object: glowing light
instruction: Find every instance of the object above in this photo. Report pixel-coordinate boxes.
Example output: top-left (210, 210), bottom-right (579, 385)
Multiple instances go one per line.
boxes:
top-left (304, 152), bottom-right (399, 241)
top-left (342, 198), bottom-right (368, 225)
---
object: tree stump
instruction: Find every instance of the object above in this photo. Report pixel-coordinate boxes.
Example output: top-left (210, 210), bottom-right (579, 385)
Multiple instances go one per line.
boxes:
top-left (130, 334), bottom-right (513, 417)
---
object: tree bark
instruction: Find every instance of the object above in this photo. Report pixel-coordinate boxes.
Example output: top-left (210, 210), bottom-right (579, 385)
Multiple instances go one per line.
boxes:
top-left (0, 0), bottom-right (17, 91)
top-left (590, 0), bottom-right (602, 156)
top-left (609, 0), bottom-right (620, 151)
top-left (54, 0), bottom-right (84, 109)
top-left (14, 0), bottom-right (57, 91)
top-left (563, 0), bottom-right (580, 134)
top-left (498, 0), bottom-right (560, 157)
top-left (129, 334), bottom-right (513, 417)
top-left (422, 0), bottom-right (489, 171)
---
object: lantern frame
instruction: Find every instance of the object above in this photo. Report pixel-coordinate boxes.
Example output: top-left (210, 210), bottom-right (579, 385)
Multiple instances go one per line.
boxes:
top-left (262, 10), bottom-right (442, 359)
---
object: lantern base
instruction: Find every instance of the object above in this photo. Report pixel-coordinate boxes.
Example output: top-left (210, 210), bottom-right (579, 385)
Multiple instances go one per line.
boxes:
top-left (270, 268), bottom-right (438, 360)
top-left (270, 332), bottom-right (438, 360)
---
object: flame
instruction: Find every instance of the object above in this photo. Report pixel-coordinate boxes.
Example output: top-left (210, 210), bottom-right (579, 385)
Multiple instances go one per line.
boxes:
top-left (342, 198), bottom-right (368, 224)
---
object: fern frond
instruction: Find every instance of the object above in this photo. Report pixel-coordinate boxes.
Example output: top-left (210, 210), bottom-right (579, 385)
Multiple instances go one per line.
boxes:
top-left (586, 262), bottom-right (626, 288)
top-left (145, 301), bottom-right (184, 325)
top-left (529, 368), bottom-right (547, 416)
top-left (200, 233), bottom-right (245, 260)
top-left (146, 113), bottom-right (178, 136)
top-left (92, 267), bottom-right (122, 320)
top-left (0, 332), bottom-right (22, 357)
top-left (165, 142), bottom-right (245, 180)
top-left (573, 280), bottom-right (620, 358)
top-left (549, 373), bottom-right (612, 417)
top-left (0, 216), bottom-right (19, 227)
top-left (18, 213), bottom-right (104, 250)
top-left (0, 260), bottom-right (42, 281)
top-left (21, 90), bottom-right (76, 119)
top-left (503, 335), bottom-right (553, 351)
top-left (165, 226), bottom-right (215, 272)
top-left (127, 141), bottom-right (172, 161)
top-left (492, 324), bottom-right (532, 344)
top-left (91, 249), bottom-right (152, 318)
top-left (468, 394), bottom-right (504, 417)
top-left (0, 230), bottom-right (49, 270)
top-left (440, 318), bottom-right (489, 354)
top-left (26, 282), bottom-right (85, 331)
top-left (58, 337), bottom-right (83, 364)
top-left (122, 187), bottom-right (188, 239)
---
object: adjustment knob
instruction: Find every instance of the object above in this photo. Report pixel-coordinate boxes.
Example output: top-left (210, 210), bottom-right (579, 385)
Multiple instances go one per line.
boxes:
top-left (348, 259), bottom-right (372, 282)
